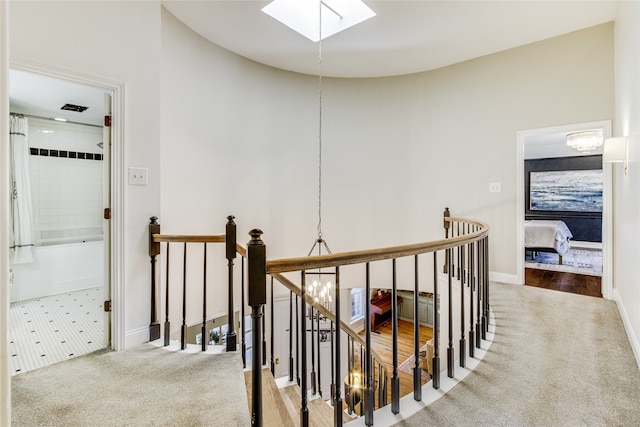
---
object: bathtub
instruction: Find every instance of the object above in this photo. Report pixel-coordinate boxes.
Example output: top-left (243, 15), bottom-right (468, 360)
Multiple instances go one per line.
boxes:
top-left (10, 240), bottom-right (104, 303)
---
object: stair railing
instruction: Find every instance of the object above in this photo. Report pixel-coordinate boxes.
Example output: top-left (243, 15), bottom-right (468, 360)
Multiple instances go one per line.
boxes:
top-left (148, 215), bottom-right (247, 354)
top-left (148, 209), bottom-right (490, 427)
top-left (247, 208), bottom-right (489, 426)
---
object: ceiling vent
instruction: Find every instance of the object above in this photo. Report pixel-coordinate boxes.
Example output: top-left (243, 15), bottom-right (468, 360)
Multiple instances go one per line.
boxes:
top-left (60, 103), bottom-right (88, 113)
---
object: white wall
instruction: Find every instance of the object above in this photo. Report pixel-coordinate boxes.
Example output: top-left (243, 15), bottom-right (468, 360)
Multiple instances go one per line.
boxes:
top-left (612, 1), bottom-right (640, 367)
top-left (161, 12), bottom-right (613, 287)
top-left (9, 1), bottom-right (162, 349)
top-left (161, 9), bottom-right (320, 319)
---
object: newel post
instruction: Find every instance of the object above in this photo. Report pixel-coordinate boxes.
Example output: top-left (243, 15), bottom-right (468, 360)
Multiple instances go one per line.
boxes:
top-left (149, 217), bottom-right (161, 341)
top-left (226, 215), bottom-right (238, 352)
top-left (443, 207), bottom-right (450, 273)
top-left (248, 229), bottom-right (266, 427)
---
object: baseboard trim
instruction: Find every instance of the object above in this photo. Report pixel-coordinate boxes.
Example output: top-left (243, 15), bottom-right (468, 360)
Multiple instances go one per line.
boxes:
top-left (125, 326), bottom-right (149, 350)
top-left (613, 289), bottom-right (640, 370)
top-left (489, 271), bottom-right (520, 285)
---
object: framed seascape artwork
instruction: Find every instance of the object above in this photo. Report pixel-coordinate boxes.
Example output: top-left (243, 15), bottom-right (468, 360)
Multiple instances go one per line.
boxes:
top-left (530, 169), bottom-right (603, 212)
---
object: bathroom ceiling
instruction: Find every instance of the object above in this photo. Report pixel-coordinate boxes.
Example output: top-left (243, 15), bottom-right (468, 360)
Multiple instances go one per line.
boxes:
top-left (9, 69), bottom-right (106, 127)
top-left (163, 0), bottom-right (620, 78)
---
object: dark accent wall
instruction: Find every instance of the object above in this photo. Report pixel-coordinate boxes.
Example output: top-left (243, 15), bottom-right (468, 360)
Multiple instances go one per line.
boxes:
top-left (525, 155), bottom-right (602, 242)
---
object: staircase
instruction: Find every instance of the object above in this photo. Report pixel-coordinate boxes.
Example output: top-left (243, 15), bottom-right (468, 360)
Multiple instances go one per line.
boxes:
top-left (244, 367), bottom-right (350, 427)
top-left (149, 210), bottom-right (491, 427)
top-left (244, 368), bottom-right (295, 426)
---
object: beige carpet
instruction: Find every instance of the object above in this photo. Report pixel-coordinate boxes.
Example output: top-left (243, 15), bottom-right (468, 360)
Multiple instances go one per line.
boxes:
top-left (392, 283), bottom-right (640, 426)
top-left (11, 283), bottom-right (640, 426)
top-left (11, 344), bottom-right (249, 426)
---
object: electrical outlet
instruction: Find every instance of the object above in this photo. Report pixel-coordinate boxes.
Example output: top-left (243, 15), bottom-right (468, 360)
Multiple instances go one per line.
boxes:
top-left (128, 167), bottom-right (148, 186)
top-left (489, 182), bottom-right (501, 193)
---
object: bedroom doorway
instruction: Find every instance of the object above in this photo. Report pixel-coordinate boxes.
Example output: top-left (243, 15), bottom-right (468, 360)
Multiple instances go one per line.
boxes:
top-left (516, 120), bottom-right (613, 299)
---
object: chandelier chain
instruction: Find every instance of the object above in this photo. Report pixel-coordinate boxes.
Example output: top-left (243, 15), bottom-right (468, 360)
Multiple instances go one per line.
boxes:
top-left (309, 7), bottom-right (334, 314)
top-left (317, 1), bottom-right (324, 240)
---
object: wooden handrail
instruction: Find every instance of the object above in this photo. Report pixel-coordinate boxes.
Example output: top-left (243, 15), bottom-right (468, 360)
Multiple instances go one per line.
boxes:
top-left (149, 217), bottom-right (485, 276)
top-left (151, 234), bottom-right (247, 258)
top-left (236, 243), bottom-right (247, 258)
top-left (267, 217), bottom-right (489, 274)
top-left (153, 234), bottom-right (225, 243)
top-left (150, 215), bottom-right (486, 405)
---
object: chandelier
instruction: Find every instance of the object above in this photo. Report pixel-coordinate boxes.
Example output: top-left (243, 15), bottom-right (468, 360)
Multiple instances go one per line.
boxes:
top-left (566, 130), bottom-right (603, 153)
top-left (306, 237), bottom-right (334, 312)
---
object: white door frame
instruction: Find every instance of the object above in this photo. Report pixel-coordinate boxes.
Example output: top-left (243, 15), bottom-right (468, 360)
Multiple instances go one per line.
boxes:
top-left (1, 3), bottom-right (10, 425)
top-left (103, 93), bottom-right (113, 347)
top-left (10, 59), bottom-right (126, 348)
top-left (516, 120), bottom-right (613, 300)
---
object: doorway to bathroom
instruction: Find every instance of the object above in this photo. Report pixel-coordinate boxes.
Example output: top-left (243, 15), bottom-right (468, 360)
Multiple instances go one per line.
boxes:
top-left (8, 69), bottom-right (112, 375)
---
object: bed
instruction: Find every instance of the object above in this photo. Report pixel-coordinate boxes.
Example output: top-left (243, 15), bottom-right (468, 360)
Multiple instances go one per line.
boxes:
top-left (525, 220), bottom-right (573, 265)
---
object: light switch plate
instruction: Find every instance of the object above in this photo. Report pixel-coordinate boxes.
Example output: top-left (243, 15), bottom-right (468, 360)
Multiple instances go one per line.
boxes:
top-left (128, 167), bottom-right (148, 186)
top-left (489, 182), bottom-right (501, 193)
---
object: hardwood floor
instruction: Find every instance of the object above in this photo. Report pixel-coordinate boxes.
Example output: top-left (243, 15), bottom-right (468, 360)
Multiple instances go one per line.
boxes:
top-left (357, 319), bottom-right (433, 404)
top-left (525, 268), bottom-right (602, 298)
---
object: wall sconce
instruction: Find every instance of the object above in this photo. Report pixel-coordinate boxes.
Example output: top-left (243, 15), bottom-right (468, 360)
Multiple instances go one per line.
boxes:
top-left (603, 137), bottom-right (628, 175)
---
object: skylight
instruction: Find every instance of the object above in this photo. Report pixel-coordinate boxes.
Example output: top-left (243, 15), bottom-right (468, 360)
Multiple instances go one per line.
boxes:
top-left (262, 0), bottom-right (376, 42)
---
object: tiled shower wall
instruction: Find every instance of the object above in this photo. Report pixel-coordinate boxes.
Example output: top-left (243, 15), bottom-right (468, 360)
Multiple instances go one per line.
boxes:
top-left (28, 118), bottom-right (103, 245)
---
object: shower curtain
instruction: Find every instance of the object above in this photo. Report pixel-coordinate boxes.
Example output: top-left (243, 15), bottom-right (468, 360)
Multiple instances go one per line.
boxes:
top-left (10, 114), bottom-right (34, 264)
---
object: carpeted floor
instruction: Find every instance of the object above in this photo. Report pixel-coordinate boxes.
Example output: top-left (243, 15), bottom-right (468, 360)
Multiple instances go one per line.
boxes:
top-left (11, 283), bottom-right (640, 427)
top-left (392, 282), bottom-right (640, 426)
top-left (11, 344), bottom-right (249, 426)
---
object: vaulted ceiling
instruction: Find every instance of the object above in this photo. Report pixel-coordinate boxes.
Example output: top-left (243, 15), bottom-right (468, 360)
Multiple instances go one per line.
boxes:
top-left (163, 0), bottom-right (620, 78)
top-left (10, 1), bottom-right (619, 133)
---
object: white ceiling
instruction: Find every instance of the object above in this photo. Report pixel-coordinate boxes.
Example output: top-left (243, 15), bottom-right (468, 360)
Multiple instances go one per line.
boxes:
top-left (9, 0), bottom-right (619, 143)
top-left (9, 69), bottom-right (106, 126)
top-left (524, 130), bottom-right (605, 160)
top-left (163, 0), bottom-right (620, 78)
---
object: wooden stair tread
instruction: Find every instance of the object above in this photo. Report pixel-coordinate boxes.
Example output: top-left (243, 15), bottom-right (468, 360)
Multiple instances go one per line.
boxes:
top-left (278, 382), bottom-right (301, 425)
top-left (244, 368), bottom-right (295, 427)
top-left (281, 384), bottom-right (334, 427)
top-left (244, 369), bottom-right (354, 427)
top-left (308, 397), bottom-right (335, 427)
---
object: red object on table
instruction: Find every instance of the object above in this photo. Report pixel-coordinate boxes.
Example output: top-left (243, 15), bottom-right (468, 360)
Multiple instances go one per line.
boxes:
top-left (370, 292), bottom-right (402, 331)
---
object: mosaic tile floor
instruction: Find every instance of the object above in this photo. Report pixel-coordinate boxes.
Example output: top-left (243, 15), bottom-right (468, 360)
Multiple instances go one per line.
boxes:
top-left (9, 287), bottom-right (105, 375)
